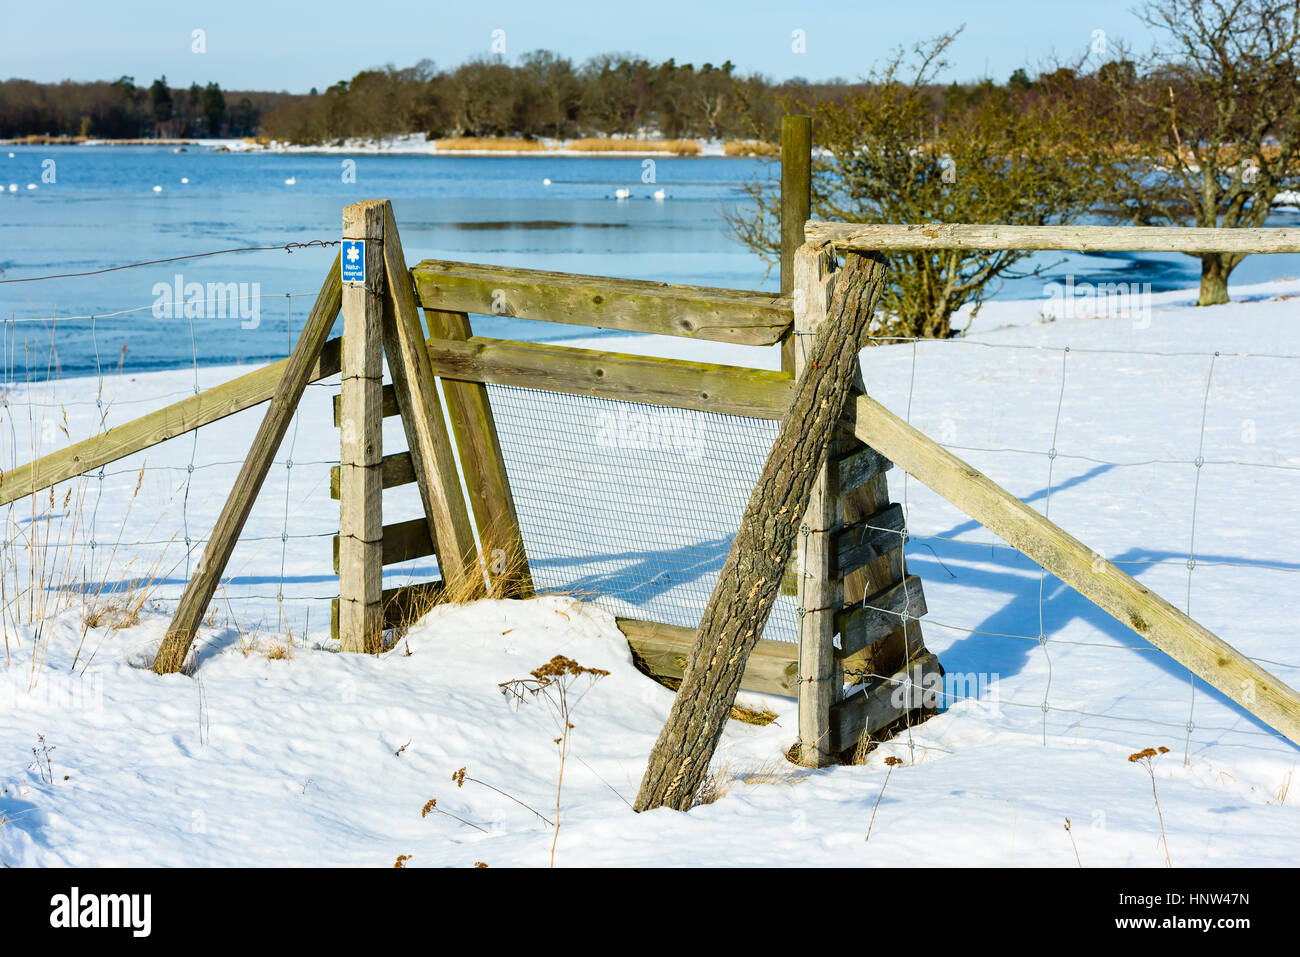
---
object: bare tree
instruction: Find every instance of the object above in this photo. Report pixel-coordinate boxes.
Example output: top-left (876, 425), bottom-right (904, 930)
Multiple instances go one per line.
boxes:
top-left (1101, 0), bottom-right (1300, 305)
top-left (728, 31), bottom-right (1108, 339)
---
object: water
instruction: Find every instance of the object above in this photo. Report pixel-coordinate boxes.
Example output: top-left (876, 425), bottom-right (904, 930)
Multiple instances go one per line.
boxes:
top-left (3, 145), bottom-right (1299, 378)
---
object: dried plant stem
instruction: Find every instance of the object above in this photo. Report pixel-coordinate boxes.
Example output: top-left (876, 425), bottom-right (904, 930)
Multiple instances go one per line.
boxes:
top-left (1064, 818), bottom-right (1082, 867)
top-left (459, 772), bottom-right (553, 826)
top-left (865, 756), bottom-right (902, 843)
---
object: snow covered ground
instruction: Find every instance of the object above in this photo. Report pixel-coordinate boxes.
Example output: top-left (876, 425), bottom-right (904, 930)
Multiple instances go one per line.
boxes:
top-left (2, 276), bottom-right (1299, 867)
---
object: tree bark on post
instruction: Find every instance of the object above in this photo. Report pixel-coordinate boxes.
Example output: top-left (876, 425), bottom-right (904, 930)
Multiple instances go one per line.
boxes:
top-left (634, 248), bottom-right (889, 813)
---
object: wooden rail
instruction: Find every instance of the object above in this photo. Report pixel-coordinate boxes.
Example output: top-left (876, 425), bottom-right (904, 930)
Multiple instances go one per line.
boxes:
top-left (616, 618), bottom-right (799, 697)
top-left (0, 337), bottom-right (342, 507)
top-left (424, 336), bottom-right (794, 418)
top-left (412, 260), bottom-right (793, 346)
top-left (807, 222), bottom-right (1300, 254)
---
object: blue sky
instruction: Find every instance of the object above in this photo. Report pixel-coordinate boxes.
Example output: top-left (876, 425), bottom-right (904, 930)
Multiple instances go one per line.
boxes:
top-left (4, 0), bottom-right (1157, 91)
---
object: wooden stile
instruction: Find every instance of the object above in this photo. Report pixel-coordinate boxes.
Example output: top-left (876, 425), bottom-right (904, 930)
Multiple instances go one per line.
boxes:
top-left (792, 242), bottom-right (939, 764)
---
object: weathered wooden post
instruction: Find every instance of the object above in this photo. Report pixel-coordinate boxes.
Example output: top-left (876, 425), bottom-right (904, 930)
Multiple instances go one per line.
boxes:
top-left (793, 243), bottom-right (841, 766)
top-left (337, 200), bottom-right (386, 653)
top-left (634, 250), bottom-right (889, 813)
top-left (780, 114), bottom-right (812, 375)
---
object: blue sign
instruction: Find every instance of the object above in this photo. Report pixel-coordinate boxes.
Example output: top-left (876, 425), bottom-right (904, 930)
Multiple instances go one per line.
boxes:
top-left (341, 240), bottom-right (366, 284)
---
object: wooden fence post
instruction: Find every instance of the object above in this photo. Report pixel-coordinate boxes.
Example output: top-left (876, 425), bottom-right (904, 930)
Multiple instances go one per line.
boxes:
top-left (379, 203), bottom-right (482, 597)
top-left (338, 200), bottom-right (386, 653)
top-left (634, 251), bottom-right (890, 812)
top-left (794, 243), bottom-right (841, 767)
top-left (423, 306), bottom-right (534, 598)
top-left (780, 114), bottom-right (812, 375)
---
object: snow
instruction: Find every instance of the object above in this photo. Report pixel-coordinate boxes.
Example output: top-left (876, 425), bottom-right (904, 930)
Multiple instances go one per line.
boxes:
top-left (3, 277), bottom-right (1300, 867)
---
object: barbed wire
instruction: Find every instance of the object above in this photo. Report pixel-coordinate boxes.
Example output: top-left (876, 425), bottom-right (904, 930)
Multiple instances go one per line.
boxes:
top-left (0, 240), bottom-right (340, 285)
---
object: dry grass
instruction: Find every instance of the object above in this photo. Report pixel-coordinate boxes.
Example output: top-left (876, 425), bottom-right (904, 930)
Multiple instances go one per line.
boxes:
top-left (566, 138), bottom-right (701, 155)
top-left (694, 759), bottom-right (812, 807)
top-left (724, 139), bottom-right (778, 157)
top-left (381, 528), bottom-right (537, 639)
top-left (1275, 765), bottom-right (1294, 805)
top-left (433, 137), bottom-right (545, 152)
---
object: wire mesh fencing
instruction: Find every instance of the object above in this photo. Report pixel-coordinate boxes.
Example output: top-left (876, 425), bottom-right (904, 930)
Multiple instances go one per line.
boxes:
top-left (486, 383), bottom-right (796, 641)
top-left (841, 307), bottom-right (1300, 765)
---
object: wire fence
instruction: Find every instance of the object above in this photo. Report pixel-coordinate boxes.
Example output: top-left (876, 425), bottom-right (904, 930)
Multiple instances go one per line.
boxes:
top-left (3, 245), bottom-right (1299, 770)
top-left (487, 384), bottom-right (795, 641)
top-left (0, 286), bottom-right (347, 663)
top-left (836, 320), bottom-right (1300, 764)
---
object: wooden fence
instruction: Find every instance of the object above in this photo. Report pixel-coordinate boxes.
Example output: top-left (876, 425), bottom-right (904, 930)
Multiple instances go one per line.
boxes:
top-left (800, 219), bottom-right (1300, 751)
top-left (4, 122), bottom-right (1300, 760)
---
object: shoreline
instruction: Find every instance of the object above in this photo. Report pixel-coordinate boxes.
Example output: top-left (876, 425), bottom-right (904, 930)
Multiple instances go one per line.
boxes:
top-left (1, 134), bottom-right (777, 158)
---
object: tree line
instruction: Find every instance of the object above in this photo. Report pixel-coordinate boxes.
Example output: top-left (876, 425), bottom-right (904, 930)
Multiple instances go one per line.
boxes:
top-left (0, 77), bottom-right (291, 139)
top-left (0, 52), bottom-right (1041, 144)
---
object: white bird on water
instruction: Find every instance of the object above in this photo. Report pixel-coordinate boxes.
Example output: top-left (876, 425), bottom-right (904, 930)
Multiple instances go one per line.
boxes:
top-left (542, 177), bottom-right (551, 186)
top-left (7, 184), bottom-right (16, 192)
top-left (284, 176), bottom-right (297, 185)
top-left (181, 177), bottom-right (189, 184)
top-left (614, 187), bottom-right (630, 199)
top-left (25, 183), bottom-right (37, 190)
top-left (652, 188), bottom-right (666, 200)
top-left (152, 185), bottom-right (162, 193)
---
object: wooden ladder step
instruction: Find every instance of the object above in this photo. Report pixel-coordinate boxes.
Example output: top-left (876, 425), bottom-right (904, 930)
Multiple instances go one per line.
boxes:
top-left (830, 502), bottom-right (906, 578)
top-left (333, 384), bottom-right (399, 427)
top-left (836, 574), bottom-right (928, 658)
top-left (828, 652), bottom-right (943, 752)
top-left (330, 451), bottom-right (416, 499)
top-left (332, 517), bottom-right (435, 572)
top-left (617, 617), bottom-right (799, 697)
top-left (833, 443), bottom-right (891, 495)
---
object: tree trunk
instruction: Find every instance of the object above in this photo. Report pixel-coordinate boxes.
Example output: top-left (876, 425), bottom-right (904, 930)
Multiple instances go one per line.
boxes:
top-left (633, 250), bottom-right (889, 813)
top-left (1197, 254), bottom-right (1232, 306)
